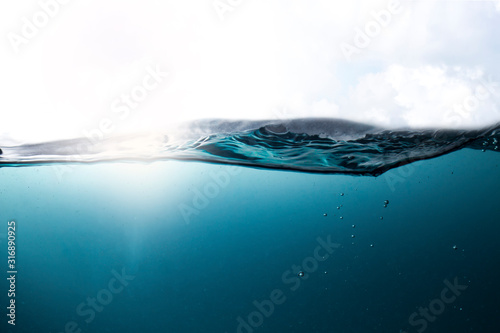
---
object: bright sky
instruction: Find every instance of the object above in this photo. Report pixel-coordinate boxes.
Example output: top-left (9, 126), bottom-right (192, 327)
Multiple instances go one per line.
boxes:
top-left (1, 0), bottom-right (500, 143)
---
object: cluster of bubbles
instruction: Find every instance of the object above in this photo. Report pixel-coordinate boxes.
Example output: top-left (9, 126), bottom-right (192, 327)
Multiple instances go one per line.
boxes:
top-left (317, 194), bottom-right (464, 295)
top-left (297, 270), bottom-right (329, 277)
top-left (482, 137), bottom-right (498, 151)
top-left (321, 192), bottom-right (390, 248)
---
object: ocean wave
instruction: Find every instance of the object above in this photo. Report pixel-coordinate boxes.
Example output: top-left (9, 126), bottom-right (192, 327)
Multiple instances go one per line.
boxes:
top-left (1, 118), bottom-right (499, 175)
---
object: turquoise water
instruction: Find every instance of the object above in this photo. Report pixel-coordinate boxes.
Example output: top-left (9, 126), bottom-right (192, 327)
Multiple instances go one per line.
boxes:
top-left (1, 120), bottom-right (499, 332)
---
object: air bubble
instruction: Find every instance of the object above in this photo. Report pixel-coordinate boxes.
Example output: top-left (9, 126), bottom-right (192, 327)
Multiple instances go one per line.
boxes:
top-left (298, 271), bottom-right (304, 277)
top-left (370, 244), bottom-right (374, 247)
top-left (352, 224), bottom-right (355, 228)
top-left (340, 192), bottom-right (344, 196)
top-left (323, 213), bottom-right (327, 217)
top-left (452, 245), bottom-right (458, 250)
top-left (351, 235), bottom-right (355, 238)
top-left (340, 216), bottom-right (343, 220)
top-left (380, 216), bottom-right (384, 220)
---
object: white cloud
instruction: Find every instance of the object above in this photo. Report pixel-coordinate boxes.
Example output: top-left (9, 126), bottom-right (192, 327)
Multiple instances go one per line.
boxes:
top-left (1, 0), bottom-right (499, 143)
top-left (343, 64), bottom-right (500, 129)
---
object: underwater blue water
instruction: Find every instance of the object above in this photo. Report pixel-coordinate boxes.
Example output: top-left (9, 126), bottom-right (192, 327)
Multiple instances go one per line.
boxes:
top-left (1, 120), bottom-right (499, 333)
